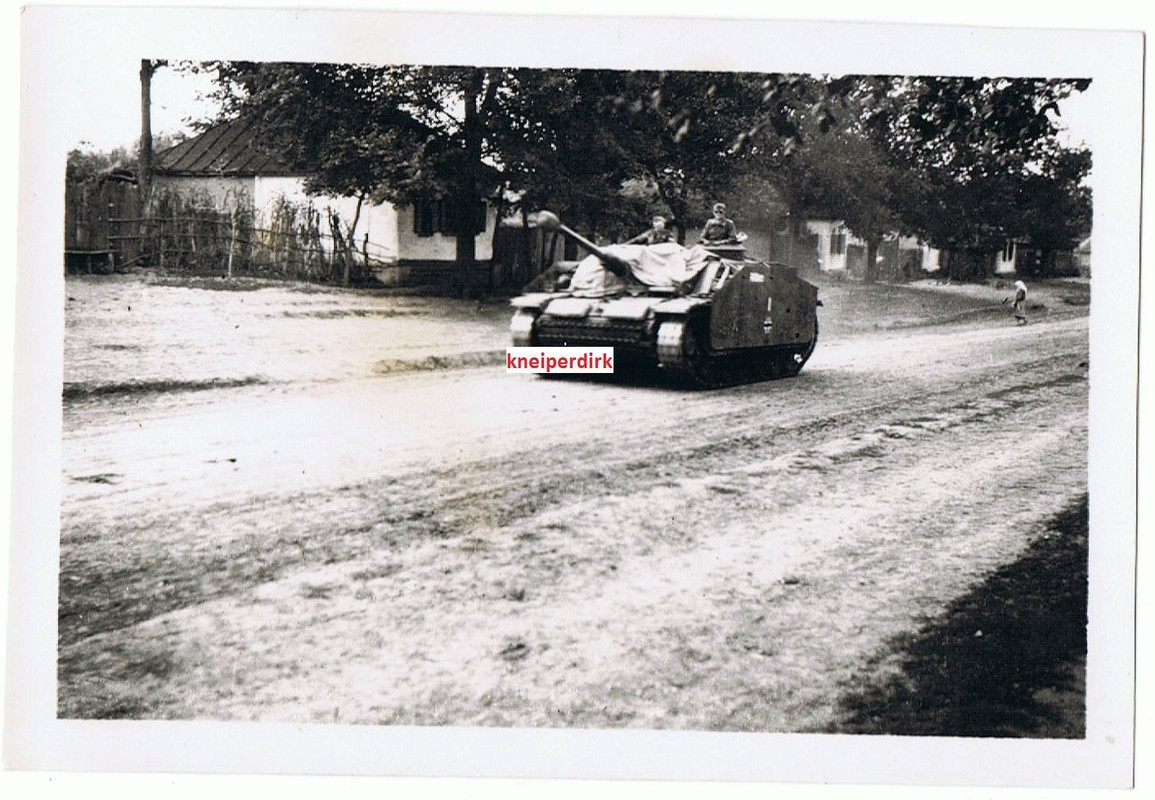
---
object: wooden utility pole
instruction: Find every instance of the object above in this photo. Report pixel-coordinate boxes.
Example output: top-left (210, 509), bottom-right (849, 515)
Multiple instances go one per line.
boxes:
top-left (138, 59), bottom-right (163, 210)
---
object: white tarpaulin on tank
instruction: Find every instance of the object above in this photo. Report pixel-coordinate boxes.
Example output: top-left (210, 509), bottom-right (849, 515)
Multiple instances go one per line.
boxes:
top-left (568, 242), bottom-right (715, 298)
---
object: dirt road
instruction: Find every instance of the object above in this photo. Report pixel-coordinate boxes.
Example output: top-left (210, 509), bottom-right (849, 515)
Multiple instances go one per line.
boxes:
top-left (58, 277), bottom-right (1089, 731)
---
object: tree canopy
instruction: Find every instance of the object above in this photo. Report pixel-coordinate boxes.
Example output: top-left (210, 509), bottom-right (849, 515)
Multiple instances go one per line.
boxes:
top-left (851, 76), bottom-right (1092, 263)
top-left (189, 62), bottom-right (1091, 280)
top-left (195, 64), bottom-right (808, 238)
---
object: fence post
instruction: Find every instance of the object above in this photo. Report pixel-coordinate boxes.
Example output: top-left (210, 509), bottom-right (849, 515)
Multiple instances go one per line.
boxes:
top-left (227, 208), bottom-right (236, 279)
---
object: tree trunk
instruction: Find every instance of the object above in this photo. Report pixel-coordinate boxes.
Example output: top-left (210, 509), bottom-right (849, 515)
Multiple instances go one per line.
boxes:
top-left (519, 207), bottom-right (533, 284)
top-left (1041, 248), bottom-right (1055, 279)
top-left (454, 200), bottom-right (478, 297)
top-left (343, 192), bottom-right (365, 287)
top-left (863, 236), bottom-right (881, 283)
top-left (456, 69), bottom-right (486, 298)
top-left (488, 194), bottom-right (507, 291)
top-left (327, 210), bottom-right (344, 281)
top-left (138, 59), bottom-right (157, 264)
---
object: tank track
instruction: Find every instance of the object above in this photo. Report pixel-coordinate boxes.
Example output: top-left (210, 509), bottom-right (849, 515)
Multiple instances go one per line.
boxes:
top-left (656, 319), bottom-right (691, 372)
top-left (534, 315), bottom-right (655, 351)
top-left (656, 317), bottom-right (715, 386)
top-left (510, 309), bottom-right (537, 348)
top-left (657, 316), bottom-right (818, 387)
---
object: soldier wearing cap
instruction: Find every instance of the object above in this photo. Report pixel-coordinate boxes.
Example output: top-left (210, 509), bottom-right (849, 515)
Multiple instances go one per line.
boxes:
top-left (699, 203), bottom-right (739, 245)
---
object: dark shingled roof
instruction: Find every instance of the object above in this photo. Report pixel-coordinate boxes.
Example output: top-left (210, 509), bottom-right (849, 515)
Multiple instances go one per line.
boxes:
top-left (154, 117), bottom-right (297, 177)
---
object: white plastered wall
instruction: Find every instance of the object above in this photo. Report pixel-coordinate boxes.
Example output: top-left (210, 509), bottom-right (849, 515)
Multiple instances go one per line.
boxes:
top-left (394, 203), bottom-right (497, 262)
top-left (253, 176), bottom-right (401, 262)
top-left (805, 219), bottom-right (859, 272)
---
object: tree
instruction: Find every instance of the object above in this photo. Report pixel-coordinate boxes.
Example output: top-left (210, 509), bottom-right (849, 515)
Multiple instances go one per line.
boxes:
top-left (739, 90), bottom-right (913, 281)
top-left (66, 145), bottom-right (135, 183)
top-left (479, 68), bottom-right (646, 242)
top-left (1012, 147), bottom-right (1092, 277)
top-left (590, 71), bottom-right (821, 239)
top-left (196, 62), bottom-right (502, 290)
top-left (194, 64), bottom-right (1090, 286)
top-left (476, 68), bottom-right (782, 241)
top-left (850, 75), bottom-right (1092, 278)
top-left (748, 75), bottom-right (1092, 281)
top-left (194, 63), bottom-right (812, 272)
top-left (804, 132), bottom-right (908, 281)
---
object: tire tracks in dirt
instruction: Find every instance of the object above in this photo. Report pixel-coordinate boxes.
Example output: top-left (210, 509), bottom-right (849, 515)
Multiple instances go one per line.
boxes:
top-left (58, 350), bottom-right (1081, 650)
top-left (58, 336), bottom-right (1088, 723)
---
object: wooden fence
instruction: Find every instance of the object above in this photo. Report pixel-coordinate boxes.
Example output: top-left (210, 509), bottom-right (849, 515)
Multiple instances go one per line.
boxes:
top-left (65, 183), bottom-right (384, 285)
top-left (66, 179), bottom-right (564, 292)
top-left (64, 173), bottom-right (138, 273)
top-left (105, 213), bottom-right (379, 284)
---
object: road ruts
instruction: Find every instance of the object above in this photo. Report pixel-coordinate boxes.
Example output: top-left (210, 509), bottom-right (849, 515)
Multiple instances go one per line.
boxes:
top-left (58, 316), bottom-right (1089, 727)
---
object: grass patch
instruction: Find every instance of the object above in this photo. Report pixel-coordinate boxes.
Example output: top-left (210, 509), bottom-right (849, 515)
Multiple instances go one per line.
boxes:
top-left (372, 350), bottom-right (507, 376)
top-left (63, 376), bottom-right (267, 402)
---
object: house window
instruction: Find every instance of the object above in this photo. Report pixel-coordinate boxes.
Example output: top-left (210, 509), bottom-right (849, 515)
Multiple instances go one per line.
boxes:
top-left (413, 201), bottom-right (437, 237)
top-left (1002, 241), bottom-right (1015, 263)
top-left (413, 199), bottom-right (487, 237)
top-left (831, 231), bottom-right (847, 256)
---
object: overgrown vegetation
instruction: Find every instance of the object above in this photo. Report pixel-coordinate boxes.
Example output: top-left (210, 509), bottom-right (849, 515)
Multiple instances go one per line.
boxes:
top-left (65, 175), bottom-right (380, 284)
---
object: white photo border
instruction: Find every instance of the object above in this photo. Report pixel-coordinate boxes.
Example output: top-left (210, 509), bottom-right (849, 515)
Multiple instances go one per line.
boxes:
top-left (8, 4), bottom-right (1142, 788)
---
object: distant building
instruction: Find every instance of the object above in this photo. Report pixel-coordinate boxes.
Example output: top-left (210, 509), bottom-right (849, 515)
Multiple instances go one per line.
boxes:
top-left (804, 220), bottom-right (940, 278)
top-left (993, 238), bottom-right (1083, 278)
top-left (994, 240), bottom-right (1020, 275)
top-left (1075, 236), bottom-right (1092, 277)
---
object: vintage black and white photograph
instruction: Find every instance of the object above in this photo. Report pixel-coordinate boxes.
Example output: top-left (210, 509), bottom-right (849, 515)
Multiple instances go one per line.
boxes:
top-left (8, 3), bottom-right (1142, 788)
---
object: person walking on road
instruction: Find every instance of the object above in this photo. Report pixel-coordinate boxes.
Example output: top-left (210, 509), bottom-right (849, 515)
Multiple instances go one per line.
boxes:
top-left (1011, 280), bottom-right (1028, 325)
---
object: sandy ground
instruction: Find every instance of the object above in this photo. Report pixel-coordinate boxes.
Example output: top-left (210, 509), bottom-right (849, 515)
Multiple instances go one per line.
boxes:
top-left (57, 273), bottom-right (1091, 732)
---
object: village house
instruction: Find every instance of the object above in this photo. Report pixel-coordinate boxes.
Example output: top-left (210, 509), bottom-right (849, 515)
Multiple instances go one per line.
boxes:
top-left (152, 118), bottom-right (499, 285)
top-left (803, 220), bottom-right (941, 278)
top-left (800, 221), bottom-right (1080, 280)
top-left (993, 238), bottom-right (1085, 278)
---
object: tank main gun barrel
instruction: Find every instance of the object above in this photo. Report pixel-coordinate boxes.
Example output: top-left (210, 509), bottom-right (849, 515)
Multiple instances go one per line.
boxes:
top-left (528, 210), bottom-right (631, 278)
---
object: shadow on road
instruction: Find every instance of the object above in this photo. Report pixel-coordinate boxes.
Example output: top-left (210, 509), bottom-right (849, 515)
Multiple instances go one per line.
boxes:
top-left (827, 494), bottom-right (1088, 738)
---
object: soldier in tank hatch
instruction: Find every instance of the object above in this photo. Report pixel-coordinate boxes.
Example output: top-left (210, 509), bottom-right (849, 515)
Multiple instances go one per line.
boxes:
top-left (626, 215), bottom-right (675, 245)
top-left (699, 203), bottom-right (739, 245)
